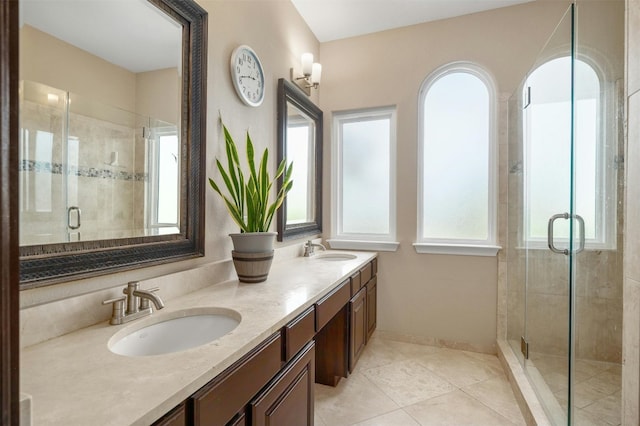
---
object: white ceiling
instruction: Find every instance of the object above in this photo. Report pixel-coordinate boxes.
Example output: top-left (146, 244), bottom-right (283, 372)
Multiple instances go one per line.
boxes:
top-left (290, 0), bottom-right (535, 42)
top-left (20, 0), bottom-right (535, 72)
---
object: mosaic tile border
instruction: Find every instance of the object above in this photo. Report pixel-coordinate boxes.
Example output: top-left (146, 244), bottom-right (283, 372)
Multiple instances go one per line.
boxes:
top-left (19, 160), bottom-right (147, 182)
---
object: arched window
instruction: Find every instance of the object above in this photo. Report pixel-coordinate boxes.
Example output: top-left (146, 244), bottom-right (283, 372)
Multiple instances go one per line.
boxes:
top-left (415, 62), bottom-right (498, 256)
top-left (524, 56), bottom-right (613, 248)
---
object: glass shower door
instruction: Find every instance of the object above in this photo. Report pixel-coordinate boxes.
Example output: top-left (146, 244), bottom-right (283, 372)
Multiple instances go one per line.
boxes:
top-left (521, 4), bottom-right (576, 424)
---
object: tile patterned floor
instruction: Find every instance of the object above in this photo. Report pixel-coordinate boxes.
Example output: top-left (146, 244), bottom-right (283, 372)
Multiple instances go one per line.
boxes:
top-left (530, 352), bottom-right (622, 426)
top-left (314, 335), bottom-right (526, 426)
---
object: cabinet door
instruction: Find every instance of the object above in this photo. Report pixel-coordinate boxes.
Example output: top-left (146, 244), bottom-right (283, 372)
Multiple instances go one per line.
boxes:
top-left (251, 342), bottom-right (315, 426)
top-left (349, 286), bottom-right (367, 372)
top-left (366, 276), bottom-right (377, 340)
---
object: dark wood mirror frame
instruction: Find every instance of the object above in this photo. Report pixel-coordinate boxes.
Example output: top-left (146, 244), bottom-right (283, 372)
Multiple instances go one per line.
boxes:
top-left (1, 0), bottom-right (20, 421)
top-left (18, 0), bottom-right (208, 288)
top-left (276, 78), bottom-right (323, 241)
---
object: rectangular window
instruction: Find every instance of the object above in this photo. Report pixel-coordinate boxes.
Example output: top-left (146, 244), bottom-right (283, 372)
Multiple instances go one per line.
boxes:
top-left (147, 125), bottom-right (180, 235)
top-left (329, 107), bottom-right (398, 251)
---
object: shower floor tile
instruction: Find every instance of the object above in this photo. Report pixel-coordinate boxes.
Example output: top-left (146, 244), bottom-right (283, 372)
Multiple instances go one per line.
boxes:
top-left (314, 334), bottom-right (526, 426)
top-left (531, 352), bottom-right (622, 426)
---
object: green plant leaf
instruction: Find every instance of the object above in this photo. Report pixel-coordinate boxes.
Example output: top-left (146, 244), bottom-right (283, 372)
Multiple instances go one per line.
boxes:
top-left (215, 159), bottom-right (241, 209)
top-left (210, 118), bottom-right (294, 234)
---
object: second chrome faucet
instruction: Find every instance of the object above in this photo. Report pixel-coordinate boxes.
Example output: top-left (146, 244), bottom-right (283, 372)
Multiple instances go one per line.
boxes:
top-left (303, 240), bottom-right (326, 257)
top-left (102, 282), bottom-right (164, 325)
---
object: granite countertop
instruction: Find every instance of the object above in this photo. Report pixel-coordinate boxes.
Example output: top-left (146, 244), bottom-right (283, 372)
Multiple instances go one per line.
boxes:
top-left (20, 251), bottom-right (376, 426)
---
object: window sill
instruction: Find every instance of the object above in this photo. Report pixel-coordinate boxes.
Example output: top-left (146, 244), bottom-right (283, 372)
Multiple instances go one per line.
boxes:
top-left (327, 239), bottom-right (400, 252)
top-left (413, 243), bottom-right (501, 256)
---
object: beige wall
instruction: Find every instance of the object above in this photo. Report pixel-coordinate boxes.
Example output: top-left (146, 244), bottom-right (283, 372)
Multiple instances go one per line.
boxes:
top-left (624, 0), bottom-right (640, 423)
top-left (20, 25), bottom-right (136, 112)
top-left (136, 68), bottom-right (180, 125)
top-left (21, 25), bottom-right (180, 123)
top-left (319, 1), bottom-right (570, 353)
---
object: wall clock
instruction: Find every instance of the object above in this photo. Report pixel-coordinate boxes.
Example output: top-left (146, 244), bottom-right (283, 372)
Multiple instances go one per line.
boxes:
top-left (230, 45), bottom-right (265, 107)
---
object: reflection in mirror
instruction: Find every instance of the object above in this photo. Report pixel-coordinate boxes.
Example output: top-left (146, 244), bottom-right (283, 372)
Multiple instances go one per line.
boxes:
top-left (277, 79), bottom-right (322, 241)
top-left (19, 81), bottom-right (180, 244)
top-left (18, 0), bottom-right (207, 287)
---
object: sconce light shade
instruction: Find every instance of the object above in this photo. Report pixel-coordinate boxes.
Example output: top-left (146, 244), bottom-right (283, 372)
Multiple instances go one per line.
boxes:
top-left (311, 63), bottom-right (322, 84)
top-left (291, 52), bottom-right (322, 96)
top-left (301, 53), bottom-right (313, 76)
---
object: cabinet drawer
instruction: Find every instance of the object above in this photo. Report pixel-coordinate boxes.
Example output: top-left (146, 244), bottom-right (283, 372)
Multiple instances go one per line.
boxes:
top-left (190, 332), bottom-right (282, 426)
top-left (349, 271), bottom-right (361, 296)
top-left (372, 258), bottom-right (378, 276)
top-left (360, 262), bottom-right (372, 285)
top-left (284, 305), bottom-right (315, 361)
top-left (315, 279), bottom-right (350, 331)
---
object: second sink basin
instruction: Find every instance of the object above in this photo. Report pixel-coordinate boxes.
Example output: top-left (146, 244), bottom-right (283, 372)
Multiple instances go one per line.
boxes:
top-left (108, 308), bottom-right (241, 357)
top-left (314, 253), bottom-right (357, 261)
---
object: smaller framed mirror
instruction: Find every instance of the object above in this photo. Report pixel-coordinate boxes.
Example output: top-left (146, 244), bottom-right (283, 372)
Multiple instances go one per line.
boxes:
top-left (276, 79), bottom-right (323, 241)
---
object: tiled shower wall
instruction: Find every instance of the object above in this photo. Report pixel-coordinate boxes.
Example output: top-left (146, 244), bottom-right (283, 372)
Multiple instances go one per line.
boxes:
top-left (624, 0), bottom-right (640, 423)
top-left (19, 99), bottom-right (146, 244)
top-left (505, 108), bottom-right (625, 364)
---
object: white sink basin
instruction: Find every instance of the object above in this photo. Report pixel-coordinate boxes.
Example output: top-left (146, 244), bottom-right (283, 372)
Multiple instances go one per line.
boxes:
top-left (108, 308), bottom-right (241, 357)
top-left (314, 253), bottom-right (357, 261)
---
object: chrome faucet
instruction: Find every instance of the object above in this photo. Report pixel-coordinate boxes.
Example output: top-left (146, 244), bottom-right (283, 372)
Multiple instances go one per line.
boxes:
top-left (102, 281), bottom-right (164, 325)
top-left (303, 240), bottom-right (326, 257)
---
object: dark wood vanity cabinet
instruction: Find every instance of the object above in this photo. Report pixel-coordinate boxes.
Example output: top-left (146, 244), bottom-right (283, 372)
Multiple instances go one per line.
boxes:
top-left (349, 259), bottom-right (377, 372)
top-left (153, 305), bottom-right (318, 426)
top-left (315, 258), bottom-right (379, 379)
top-left (153, 257), bottom-right (378, 426)
top-left (190, 332), bottom-right (283, 425)
top-left (314, 279), bottom-right (350, 386)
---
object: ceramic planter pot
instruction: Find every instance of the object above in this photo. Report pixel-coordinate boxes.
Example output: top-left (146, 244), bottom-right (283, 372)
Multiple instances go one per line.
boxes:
top-left (229, 232), bottom-right (276, 283)
top-left (229, 232), bottom-right (277, 253)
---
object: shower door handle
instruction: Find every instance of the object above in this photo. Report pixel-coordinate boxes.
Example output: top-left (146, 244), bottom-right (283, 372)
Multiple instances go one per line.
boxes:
top-left (547, 212), bottom-right (585, 255)
top-left (548, 213), bottom-right (569, 255)
top-left (67, 206), bottom-right (81, 230)
top-left (574, 214), bottom-right (585, 254)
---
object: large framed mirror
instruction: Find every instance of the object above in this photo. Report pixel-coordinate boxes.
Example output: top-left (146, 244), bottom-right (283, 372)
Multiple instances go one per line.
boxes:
top-left (276, 79), bottom-right (322, 241)
top-left (18, 0), bottom-right (207, 288)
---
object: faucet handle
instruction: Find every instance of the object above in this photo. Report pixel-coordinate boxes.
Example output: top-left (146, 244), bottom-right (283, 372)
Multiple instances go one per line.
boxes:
top-left (102, 296), bottom-right (126, 325)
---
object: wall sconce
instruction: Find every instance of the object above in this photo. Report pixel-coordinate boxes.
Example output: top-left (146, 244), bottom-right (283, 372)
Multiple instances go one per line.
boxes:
top-left (290, 52), bottom-right (322, 96)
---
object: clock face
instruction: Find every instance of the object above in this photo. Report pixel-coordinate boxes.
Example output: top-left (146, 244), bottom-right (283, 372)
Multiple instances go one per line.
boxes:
top-left (230, 45), bottom-right (265, 107)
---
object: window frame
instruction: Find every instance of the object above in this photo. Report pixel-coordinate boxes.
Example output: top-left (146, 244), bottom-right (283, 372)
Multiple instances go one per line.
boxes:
top-left (147, 125), bottom-right (180, 234)
top-left (415, 62), bottom-right (500, 256)
top-left (329, 106), bottom-right (399, 252)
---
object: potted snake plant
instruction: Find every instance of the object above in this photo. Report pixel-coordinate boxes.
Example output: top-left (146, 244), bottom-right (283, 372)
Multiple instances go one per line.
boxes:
top-left (209, 119), bottom-right (293, 282)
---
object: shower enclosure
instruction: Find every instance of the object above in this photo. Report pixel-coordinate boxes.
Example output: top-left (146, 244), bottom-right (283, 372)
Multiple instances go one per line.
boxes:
top-left (19, 80), bottom-right (180, 245)
top-left (505, 1), bottom-right (624, 424)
